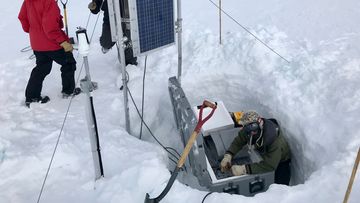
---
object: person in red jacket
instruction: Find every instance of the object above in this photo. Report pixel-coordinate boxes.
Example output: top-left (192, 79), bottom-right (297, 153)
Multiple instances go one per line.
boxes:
top-left (18, 0), bottom-right (80, 107)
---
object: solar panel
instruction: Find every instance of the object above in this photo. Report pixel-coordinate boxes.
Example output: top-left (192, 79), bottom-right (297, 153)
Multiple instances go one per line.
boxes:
top-left (129, 0), bottom-right (175, 55)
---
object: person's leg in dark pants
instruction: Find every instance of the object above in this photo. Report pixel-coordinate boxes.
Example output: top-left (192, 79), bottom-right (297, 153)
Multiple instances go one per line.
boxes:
top-left (25, 51), bottom-right (52, 100)
top-left (124, 46), bottom-right (137, 65)
top-left (100, 17), bottom-right (137, 65)
top-left (275, 159), bottom-right (291, 185)
top-left (60, 53), bottom-right (76, 94)
top-left (123, 26), bottom-right (137, 65)
top-left (51, 50), bottom-right (76, 95)
top-left (100, 22), bottom-right (116, 50)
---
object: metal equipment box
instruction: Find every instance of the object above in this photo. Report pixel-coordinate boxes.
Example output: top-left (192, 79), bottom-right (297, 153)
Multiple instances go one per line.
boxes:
top-left (168, 76), bottom-right (274, 196)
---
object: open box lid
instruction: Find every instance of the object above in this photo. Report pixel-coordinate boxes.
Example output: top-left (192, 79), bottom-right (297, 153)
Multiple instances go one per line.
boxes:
top-left (193, 101), bottom-right (234, 136)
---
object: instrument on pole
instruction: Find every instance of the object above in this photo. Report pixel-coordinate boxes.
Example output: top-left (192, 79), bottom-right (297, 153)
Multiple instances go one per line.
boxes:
top-left (77, 27), bottom-right (104, 180)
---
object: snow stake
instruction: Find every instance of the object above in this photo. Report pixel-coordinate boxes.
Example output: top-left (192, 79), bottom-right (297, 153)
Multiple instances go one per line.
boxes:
top-left (145, 100), bottom-right (217, 203)
top-left (343, 147), bottom-right (360, 203)
top-left (78, 27), bottom-right (104, 180)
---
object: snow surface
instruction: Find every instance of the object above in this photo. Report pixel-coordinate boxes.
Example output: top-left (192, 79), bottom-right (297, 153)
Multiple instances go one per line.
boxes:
top-left (1, 0), bottom-right (359, 202)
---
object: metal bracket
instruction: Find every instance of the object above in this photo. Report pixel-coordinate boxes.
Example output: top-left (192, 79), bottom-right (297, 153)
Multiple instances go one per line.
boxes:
top-left (175, 18), bottom-right (183, 33)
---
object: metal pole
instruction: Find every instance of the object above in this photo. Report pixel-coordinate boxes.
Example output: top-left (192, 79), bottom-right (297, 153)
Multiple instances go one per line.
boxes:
top-left (118, 40), bottom-right (131, 133)
top-left (80, 76), bottom-right (104, 180)
top-left (77, 28), bottom-right (104, 180)
top-left (108, 0), bottom-right (131, 133)
top-left (219, 0), bottom-right (222, 44)
top-left (83, 56), bottom-right (92, 83)
top-left (176, 0), bottom-right (183, 85)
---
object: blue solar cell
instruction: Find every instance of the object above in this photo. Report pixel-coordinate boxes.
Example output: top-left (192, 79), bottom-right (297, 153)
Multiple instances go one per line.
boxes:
top-left (135, 0), bottom-right (175, 53)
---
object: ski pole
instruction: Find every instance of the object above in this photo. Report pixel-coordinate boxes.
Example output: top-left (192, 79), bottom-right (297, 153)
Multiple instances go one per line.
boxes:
top-left (60, 0), bottom-right (69, 36)
top-left (145, 100), bottom-right (217, 203)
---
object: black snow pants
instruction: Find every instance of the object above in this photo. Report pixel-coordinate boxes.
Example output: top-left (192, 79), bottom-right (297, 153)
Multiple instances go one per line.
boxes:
top-left (101, 14), bottom-right (137, 65)
top-left (274, 159), bottom-right (291, 185)
top-left (25, 49), bottom-right (76, 100)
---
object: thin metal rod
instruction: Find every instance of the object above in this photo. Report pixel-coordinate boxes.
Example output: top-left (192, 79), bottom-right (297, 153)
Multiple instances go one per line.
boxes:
top-left (219, 0), bottom-right (222, 45)
top-left (177, 0), bottom-right (183, 85)
top-left (139, 56), bottom-right (148, 140)
top-left (119, 42), bottom-right (130, 133)
top-left (208, 0), bottom-right (290, 63)
top-left (108, 0), bottom-right (131, 133)
top-left (83, 56), bottom-right (92, 82)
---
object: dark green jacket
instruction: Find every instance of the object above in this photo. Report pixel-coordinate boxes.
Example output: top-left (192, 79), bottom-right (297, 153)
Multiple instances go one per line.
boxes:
top-left (227, 119), bottom-right (291, 174)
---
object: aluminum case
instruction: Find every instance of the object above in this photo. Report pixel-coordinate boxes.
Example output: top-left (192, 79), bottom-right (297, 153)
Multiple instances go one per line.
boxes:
top-left (168, 76), bottom-right (274, 196)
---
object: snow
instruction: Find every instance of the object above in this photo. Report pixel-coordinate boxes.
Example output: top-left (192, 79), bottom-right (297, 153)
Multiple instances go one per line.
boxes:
top-left (1, 0), bottom-right (359, 203)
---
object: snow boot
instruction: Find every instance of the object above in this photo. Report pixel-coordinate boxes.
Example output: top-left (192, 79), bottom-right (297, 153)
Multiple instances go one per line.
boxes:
top-left (62, 87), bottom-right (82, 99)
top-left (101, 47), bottom-right (110, 54)
top-left (25, 96), bottom-right (50, 108)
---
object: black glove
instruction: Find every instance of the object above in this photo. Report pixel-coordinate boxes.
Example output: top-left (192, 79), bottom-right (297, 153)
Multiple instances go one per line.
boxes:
top-left (88, 1), bottom-right (101, 14)
top-left (88, 1), bottom-right (97, 10)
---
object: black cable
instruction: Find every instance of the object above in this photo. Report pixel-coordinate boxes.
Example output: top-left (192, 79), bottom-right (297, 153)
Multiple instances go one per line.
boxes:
top-left (120, 58), bottom-right (181, 163)
top-left (127, 86), bottom-right (181, 166)
top-left (165, 146), bottom-right (188, 172)
top-left (208, 0), bottom-right (290, 63)
top-left (168, 157), bottom-right (178, 167)
top-left (165, 147), bottom-right (181, 160)
top-left (90, 96), bottom-right (104, 176)
top-left (201, 192), bottom-right (213, 203)
top-left (139, 55), bottom-right (148, 139)
top-left (165, 146), bottom-right (183, 170)
top-left (121, 57), bottom-right (182, 167)
top-left (36, 94), bottom-right (76, 203)
top-left (123, 61), bottom-right (186, 169)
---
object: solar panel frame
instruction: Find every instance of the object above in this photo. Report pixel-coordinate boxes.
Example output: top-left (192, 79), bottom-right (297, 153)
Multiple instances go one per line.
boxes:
top-left (129, 0), bottom-right (176, 56)
top-left (107, 0), bottom-right (122, 42)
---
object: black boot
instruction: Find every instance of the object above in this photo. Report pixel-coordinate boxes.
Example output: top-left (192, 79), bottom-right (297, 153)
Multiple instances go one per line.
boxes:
top-left (62, 87), bottom-right (82, 99)
top-left (25, 96), bottom-right (50, 108)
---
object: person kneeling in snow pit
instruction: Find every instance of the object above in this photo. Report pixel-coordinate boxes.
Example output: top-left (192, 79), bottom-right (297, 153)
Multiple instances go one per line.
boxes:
top-left (221, 111), bottom-right (291, 185)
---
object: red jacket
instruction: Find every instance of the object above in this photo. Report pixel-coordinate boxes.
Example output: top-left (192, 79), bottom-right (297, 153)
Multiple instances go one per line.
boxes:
top-left (18, 0), bottom-right (69, 51)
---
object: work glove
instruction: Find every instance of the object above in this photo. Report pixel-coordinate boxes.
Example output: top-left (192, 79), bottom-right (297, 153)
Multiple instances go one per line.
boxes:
top-left (60, 41), bottom-right (73, 52)
top-left (220, 154), bottom-right (232, 172)
top-left (88, 1), bottom-right (97, 10)
top-left (231, 165), bottom-right (247, 176)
